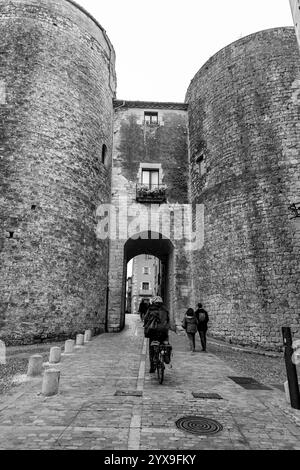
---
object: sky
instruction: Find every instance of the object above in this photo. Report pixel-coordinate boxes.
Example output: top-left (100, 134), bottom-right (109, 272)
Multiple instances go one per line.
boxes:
top-left (76, 0), bottom-right (294, 102)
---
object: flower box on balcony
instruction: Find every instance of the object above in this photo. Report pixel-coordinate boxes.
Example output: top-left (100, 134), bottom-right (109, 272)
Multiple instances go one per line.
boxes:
top-left (136, 184), bottom-right (167, 203)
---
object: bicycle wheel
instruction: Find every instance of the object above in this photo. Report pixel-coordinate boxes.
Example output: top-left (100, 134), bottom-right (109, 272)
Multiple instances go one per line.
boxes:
top-left (157, 361), bottom-right (165, 384)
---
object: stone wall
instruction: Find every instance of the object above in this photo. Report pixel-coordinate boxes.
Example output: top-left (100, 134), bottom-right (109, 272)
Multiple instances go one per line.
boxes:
top-left (186, 27), bottom-right (300, 350)
top-left (106, 102), bottom-right (195, 331)
top-left (0, 0), bottom-right (116, 344)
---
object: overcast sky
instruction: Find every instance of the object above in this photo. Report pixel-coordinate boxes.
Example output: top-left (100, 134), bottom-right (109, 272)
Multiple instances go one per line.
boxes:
top-left (77, 0), bottom-right (294, 102)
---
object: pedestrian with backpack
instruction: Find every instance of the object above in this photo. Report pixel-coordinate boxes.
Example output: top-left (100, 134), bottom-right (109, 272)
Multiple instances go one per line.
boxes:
top-left (194, 303), bottom-right (209, 352)
top-left (143, 296), bottom-right (171, 373)
top-left (181, 308), bottom-right (198, 353)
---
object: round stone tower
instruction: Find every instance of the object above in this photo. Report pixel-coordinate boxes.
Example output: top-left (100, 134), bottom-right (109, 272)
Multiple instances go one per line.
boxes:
top-left (0, 0), bottom-right (116, 344)
top-left (186, 27), bottom-right (300, 350)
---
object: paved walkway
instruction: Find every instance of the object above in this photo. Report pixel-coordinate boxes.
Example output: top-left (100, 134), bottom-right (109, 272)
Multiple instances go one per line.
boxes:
top-left (0, 314), bottom-right (300, 450)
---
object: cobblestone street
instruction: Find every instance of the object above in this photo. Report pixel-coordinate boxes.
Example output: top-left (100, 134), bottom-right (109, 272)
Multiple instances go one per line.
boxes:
top-left (0, 314), bottom-right (300, 450)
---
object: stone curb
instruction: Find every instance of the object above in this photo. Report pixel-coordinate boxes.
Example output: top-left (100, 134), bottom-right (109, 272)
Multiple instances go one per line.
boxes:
top-left (208, 338), bottom-right (282, 358)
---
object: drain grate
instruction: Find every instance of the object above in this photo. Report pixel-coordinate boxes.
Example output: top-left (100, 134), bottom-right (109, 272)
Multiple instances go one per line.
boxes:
top-left (176, 416), bottom-right (223, 435)
top-left (192, 392), bottom-right (223, 400)
top-left (228, 376), bottom-right (272, 390)
top-left (114, 390), bottom-right (143, 397)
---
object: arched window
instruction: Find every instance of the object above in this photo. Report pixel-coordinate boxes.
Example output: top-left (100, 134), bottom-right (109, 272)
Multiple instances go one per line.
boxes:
top-left (102, 144), bottom-right (107, 165)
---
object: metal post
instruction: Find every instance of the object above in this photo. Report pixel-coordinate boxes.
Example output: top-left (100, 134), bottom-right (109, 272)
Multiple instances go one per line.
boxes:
top-left (282, 327), bottom-right (300, 410)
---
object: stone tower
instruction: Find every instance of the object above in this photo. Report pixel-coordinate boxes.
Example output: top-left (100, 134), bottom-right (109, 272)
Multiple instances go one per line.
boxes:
top-left (186, 27), bottom-right (300, 350)
top-left (0, 0), bottom-right (116, 344)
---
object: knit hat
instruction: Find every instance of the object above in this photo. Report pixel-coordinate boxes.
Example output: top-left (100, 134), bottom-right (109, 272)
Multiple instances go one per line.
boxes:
top-left (151, 296), bottom-right (163, 304)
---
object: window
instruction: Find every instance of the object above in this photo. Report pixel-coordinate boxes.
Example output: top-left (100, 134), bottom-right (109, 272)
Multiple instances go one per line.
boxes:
top-left (142, 169), bottom-right (159, 188)
top-left (144, 112), bottom-right (158, 125)
top-left (102, 144), bottom-right (107, 165)
top-left (143, 267), bottom-right (149, 275)
top-left (142, 282), bottom-right (150, 290)
top-left (196, 153), bottom-right (206, 176)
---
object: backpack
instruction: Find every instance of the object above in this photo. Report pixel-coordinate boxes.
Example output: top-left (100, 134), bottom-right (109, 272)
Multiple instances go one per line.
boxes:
top-left (184, 316), bottom-right (198, 334)
top-left (144, 306), bottom-right (169, 337)
top-left (198, 311), bottom-right (206, 322)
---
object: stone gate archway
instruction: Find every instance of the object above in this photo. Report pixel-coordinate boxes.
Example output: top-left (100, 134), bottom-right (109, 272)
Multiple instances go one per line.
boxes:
top-left (107, 231), bottom-right (175, 332)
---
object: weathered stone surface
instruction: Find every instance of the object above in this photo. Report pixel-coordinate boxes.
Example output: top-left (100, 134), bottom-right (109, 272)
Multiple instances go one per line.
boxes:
top-left (0, 0), bottom-right (116, 345)
top-left (107, 103), bottom-right (194, 330)
top-left (186, 27), bottom-right (300, 350)
top-left (0, 4), bottom-right (298, 354)
top-left (290, 0), bottom-right (300, 49)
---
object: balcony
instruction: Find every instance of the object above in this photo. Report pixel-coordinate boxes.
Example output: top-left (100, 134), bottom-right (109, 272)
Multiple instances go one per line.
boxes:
top-left (136, 184), bottom-right (167, 203)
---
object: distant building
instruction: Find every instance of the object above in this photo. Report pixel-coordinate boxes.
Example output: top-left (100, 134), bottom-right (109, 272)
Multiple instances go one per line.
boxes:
top-left (290, 0), bottom-right (300, 48)
top-left (126, 276), bottom-right (132, 313)
top-left (131, 255), bottom-right (161, 313)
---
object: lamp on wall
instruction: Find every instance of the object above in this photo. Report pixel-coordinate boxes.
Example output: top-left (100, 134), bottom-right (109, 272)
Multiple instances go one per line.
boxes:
top-left (288, 202), bottom-right (300, 219)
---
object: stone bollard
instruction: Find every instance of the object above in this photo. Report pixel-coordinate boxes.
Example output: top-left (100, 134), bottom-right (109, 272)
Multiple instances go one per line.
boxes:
top-left (49, 346), bottom-right (61, 364)
top-left (64, 339), bottom-right (75, 354)
top-left (42, 369), bottom-right (60, 397)
top-left (27, 354), bottom-right (43, 377)
top-left (76, 334), bottom-right (84, 346)
top-left (84, 330), bottom-right (92, 343)
top-left (284, 381), bottom-right (291, 404)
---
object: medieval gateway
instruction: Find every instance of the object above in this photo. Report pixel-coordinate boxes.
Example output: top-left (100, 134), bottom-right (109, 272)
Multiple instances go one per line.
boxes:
top-left (0, 0), bottom-right (299, 351)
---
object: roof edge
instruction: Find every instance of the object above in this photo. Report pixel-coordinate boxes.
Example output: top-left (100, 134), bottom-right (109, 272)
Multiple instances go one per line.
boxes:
top-left (64, 0), bottom-right (115, 55)
top-left (113, 100), bottom-right (188, 110)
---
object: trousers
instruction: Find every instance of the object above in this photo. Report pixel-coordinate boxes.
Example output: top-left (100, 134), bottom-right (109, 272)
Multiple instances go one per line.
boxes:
top-left (187, 332), bottom-right (196, 352)
top-left (198, 329), bottom-right (207, 351)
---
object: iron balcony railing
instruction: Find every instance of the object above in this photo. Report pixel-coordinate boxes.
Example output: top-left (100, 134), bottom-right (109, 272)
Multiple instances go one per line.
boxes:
top-left (136, 183), bottom-right (167, 203)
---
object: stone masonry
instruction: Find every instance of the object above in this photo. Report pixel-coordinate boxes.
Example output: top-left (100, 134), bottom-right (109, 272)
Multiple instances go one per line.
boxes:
top-left (186, 28), bottom-right (300, 350)
top-left (290, 0), bottom-right (300, 48)
top-left (106, 102), bottom-right (195, 331)
top-left (0, 1), bottom-right (299, 351)
top-left (0, 0), bottom-right (116, 344)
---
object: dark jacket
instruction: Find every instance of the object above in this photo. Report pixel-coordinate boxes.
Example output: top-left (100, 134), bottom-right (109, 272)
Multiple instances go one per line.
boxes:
top-left (182, 314), bottom-right (198, 334)
top-left (194, 308), bottom-right (209, 331)
top-left (143, 303), bottom-right (170, 337)
top-left (138, 301), bottom-right (148, 315)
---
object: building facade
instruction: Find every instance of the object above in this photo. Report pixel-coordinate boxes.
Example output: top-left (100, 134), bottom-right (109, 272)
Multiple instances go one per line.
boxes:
top-left (131, 255), bottom-right (160, 313)
top-left (0, 0), bottom-right (299, 350)
top-left (106, 101), bottom-right (195, 332)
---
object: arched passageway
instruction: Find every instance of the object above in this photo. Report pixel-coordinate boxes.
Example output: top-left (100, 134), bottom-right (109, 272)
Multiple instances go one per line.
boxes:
top-left (107, 231), bottom-right (177, 332)
top-left (123, 231), bottom-right (175, 328)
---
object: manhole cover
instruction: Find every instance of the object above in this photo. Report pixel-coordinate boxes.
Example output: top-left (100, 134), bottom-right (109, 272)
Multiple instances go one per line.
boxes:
top-left (175, 416), bottom-right (223, 435)
top-left (192, 392), bottom-right (223, 399)
top-left (228, 376), bottom-right (272, 390)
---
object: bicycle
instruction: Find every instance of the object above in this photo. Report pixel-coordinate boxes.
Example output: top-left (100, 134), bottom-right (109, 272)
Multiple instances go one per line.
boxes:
top-left (150, 341), bottom-right (172, 384)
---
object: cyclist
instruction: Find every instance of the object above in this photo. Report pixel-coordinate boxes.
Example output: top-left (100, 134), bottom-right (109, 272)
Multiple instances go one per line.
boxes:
top-left (143, 296), bottom-right (170, 373)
